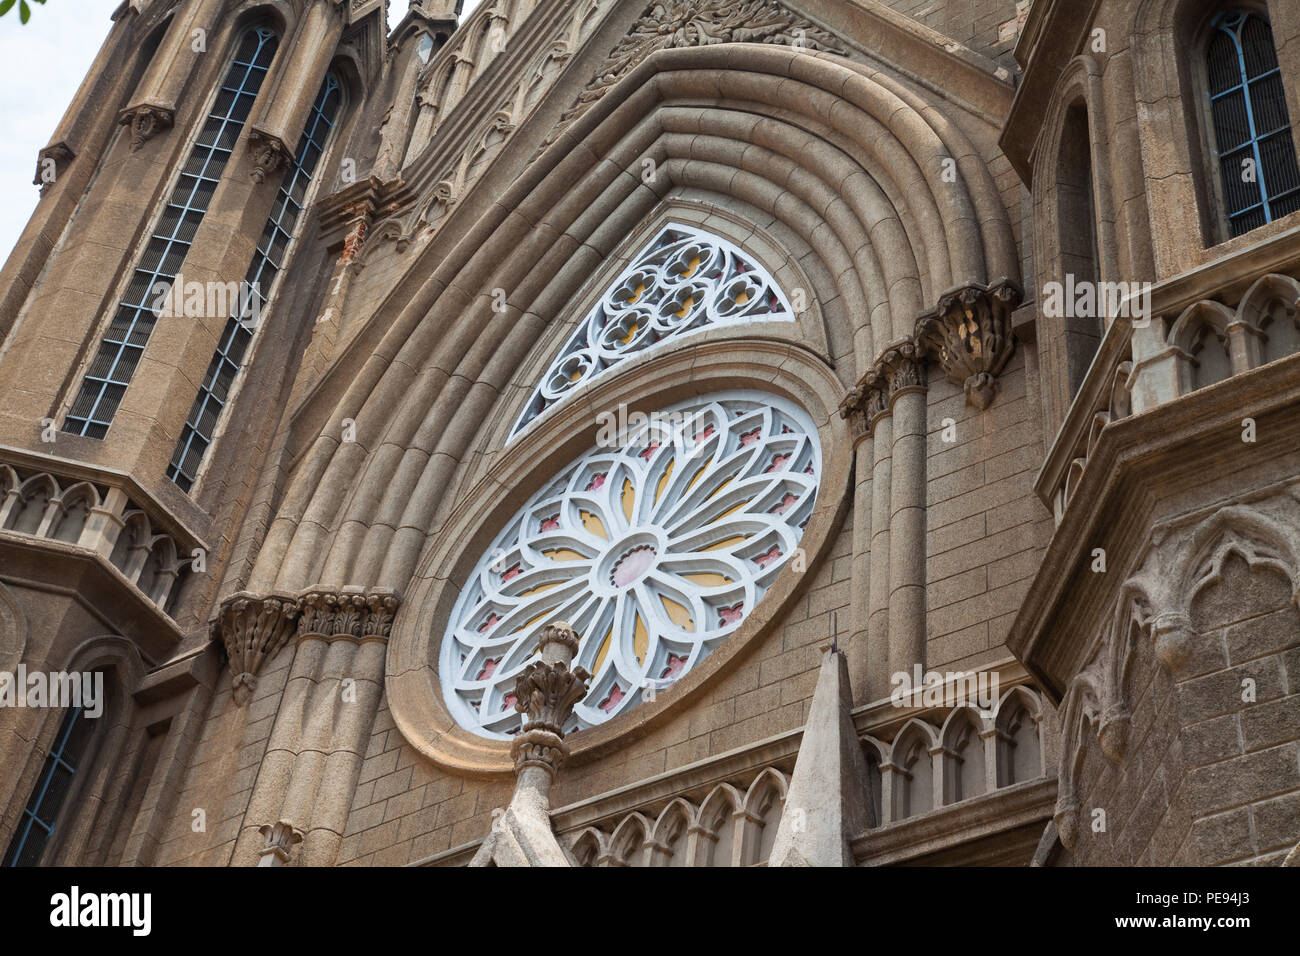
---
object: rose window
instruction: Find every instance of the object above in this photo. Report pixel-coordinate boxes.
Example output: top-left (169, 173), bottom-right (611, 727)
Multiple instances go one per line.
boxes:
top-left (442, 391), bottom-right (821, 738)
top-left (509, 224), bottom-right (796, 439)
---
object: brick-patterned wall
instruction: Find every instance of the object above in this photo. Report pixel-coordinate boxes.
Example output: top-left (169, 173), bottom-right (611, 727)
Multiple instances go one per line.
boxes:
top-left (872, 0), bottom-right (1029, 66)
top-left (1064, 555), bottom-right (1300, 865)
top-left (926, 348), bottom-right (1053, 675)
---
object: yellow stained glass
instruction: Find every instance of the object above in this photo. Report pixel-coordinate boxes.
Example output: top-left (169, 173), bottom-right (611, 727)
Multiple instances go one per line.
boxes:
top-left (682, 572), bottom-right (733, 587)
top-left (621, 477), bottom-right (635, 523)
top-left (660, 595), bottom-right (695, 631)
top-left (543, 548), bottom-right (585, 562)
top-left (654, 460), bottom-right (675, 505)
top-left (593, 626), bottom-right (612, 674)
top-left (580, 510), bottom-right (608, 539)
top-left (634, 612), bottom-right (648, 664)
top-left (704, 535), bottom-right (747, 552)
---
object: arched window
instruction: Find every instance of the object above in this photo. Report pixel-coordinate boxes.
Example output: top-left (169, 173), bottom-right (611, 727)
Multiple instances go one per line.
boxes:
top-left (511, 224), bottom-right (797, 439)
top-left (167, 73), bottom-right (344, 492)
top-left (1206, 10), bottom-right (1300, 238)
top-left (3, 705), bottom-right (97, 866)
top-left (1057, 101), bottom-right (1102, 399)
top-left (63, 27), bottom-right (281, 439)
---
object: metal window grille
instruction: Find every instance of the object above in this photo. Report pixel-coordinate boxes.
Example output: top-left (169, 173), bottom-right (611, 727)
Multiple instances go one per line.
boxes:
top-left (166, 74), bottom-right (342, 492)
top-left (1207, 11), bottom-right (1300, 237)
top-left (62, 28), bottom-right (280, 439)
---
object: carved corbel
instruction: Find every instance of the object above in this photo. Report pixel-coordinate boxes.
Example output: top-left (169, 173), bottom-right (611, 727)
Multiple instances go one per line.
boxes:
top-left (212, 591), bottom-right (302, 705)
top-left (117, 104), bottom-right (174, 152)
top-left (33, 142), bottom-right (75, 194)
top-left (247, 127), bottom-right (293, 184)
top-left (916, 279), bottom-right (1022, 410)
top-left (257, 820), bottom-right (303, 866)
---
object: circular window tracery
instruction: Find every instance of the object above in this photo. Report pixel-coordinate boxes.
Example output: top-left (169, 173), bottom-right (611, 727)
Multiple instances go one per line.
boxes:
top-left (441, 391), bottom-right (821, 739)
top-left (509, 224), bottom-right (797, 439)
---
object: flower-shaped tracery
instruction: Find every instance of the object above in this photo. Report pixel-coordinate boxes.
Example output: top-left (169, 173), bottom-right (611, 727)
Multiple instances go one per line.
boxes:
top-left (442, 392), bottom-right (821, 738)
top-left (509, 224), bottom-right (796, 438)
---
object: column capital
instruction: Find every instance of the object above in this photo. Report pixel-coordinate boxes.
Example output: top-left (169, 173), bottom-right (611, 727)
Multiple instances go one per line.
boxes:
top-left (840, 339), bottom-right (927, 436)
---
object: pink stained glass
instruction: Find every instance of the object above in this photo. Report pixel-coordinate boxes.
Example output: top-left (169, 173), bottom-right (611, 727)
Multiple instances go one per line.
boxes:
top-left (478, 612), bottom-right (501, 633)
top-left (599, 684), bottom-right (625, 713)
top-left (477, 658), bottom-right (500, 680)
top-left (502, 693), bottom-right (517, 712)
top-left (586, 472), bottom-right (606, 491)
top-left (764, 453), bottom-right (791, 473)
top-left (740, 427), bottom-right (761, 446)
top-left (639, 441), bottom-right (661, 461)
top-left (539, 514), bottom-right (560, 532)
top-left (771, 492), bottom-right (798, 515)
top-left (502, 563), bottom-right (522, 582)
top-left (611, 544), bottom-right (656, 587)
top-left (718, 602), bottom-right (744, 625)
top-left (661, 653), bottom-right (688, 679)
top-left (754, 545), bottom-right (782, 568)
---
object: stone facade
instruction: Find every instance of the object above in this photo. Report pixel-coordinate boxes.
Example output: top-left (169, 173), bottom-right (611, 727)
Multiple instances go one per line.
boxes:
top-left (0, 0), bottom-right (1295, 868)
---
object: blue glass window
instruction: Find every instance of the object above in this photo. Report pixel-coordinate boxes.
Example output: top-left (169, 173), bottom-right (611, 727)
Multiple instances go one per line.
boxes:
top-left (62, 27), bottom-right (280, 439)
top-left (167, 74), bottom-right (343, 492)
top-left (1207, 11), bottom-right (1300, 237)
top-left (3, 706), bottom-right (97, 866)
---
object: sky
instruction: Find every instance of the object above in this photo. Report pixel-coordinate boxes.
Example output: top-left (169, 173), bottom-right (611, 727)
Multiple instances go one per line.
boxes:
top-left (0, 0), bottom-right (482, 260)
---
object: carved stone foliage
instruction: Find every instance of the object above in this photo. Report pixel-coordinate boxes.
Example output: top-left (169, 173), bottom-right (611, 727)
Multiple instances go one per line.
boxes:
top-left (839, 340), bottom-right (927, 435)
top-left (118, 104), bottom-right (174, 152)
top-left (297, 586), bottom-right (400, 640)
top-left (1052, 492), bottom-right (1300, 850)
top-left (213, 592), bottom-right (302, 706)
top-left (915, 279), bottom-right (1022, 410)
top-left (213, 586), bottom-right (402, 704)
top-left (547, 0), bottom-right (845, 145)
top-left (247, 128), bottom-right (292, 184)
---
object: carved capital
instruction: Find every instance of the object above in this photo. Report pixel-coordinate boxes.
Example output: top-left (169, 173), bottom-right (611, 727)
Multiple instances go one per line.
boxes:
top-left (212, 591), bottom-right (302, 705)
top-left (845, 340), bottom-right (927, 435)
top-left (508, 620), bottom-right (591, 778)
top-left (297, 586), bottom-right (401, 642)
top-left (916, 279), bottom-right (1022, 410)
top-left (117, 103), bottom-right (174, 152)
top-left (247, 128), bottom-right (293, 184)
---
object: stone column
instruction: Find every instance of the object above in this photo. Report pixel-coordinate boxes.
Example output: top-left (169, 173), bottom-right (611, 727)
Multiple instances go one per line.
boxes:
top-left (118, 0), bottom-right (227, 151)
top-left (469, 622), bottom-right (591, 867)
top-left (838, 393), bottom-right (873, 704)
top-left (234, 586), bottom-right (400, 867)
top-left (847, 342), bottom-right (928, 702)
top-left (245, 0), bottom-right (346, 183)
top-left (372, 32), bottom-right (428, 183)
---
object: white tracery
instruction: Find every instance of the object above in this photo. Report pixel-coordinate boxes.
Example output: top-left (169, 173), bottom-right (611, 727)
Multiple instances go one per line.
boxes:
top-left (509, 224), bottom-right (797, 439)
top-left (442, 391), bottom-right (822, 739)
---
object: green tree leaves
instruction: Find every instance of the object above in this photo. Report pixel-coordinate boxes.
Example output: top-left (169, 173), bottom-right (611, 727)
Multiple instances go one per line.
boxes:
top-left (0, 0), bottom-right (48, 25)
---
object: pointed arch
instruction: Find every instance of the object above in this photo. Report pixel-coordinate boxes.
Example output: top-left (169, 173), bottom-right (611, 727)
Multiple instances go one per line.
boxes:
top-left (3, 473), bottom-right (58, 535)
top-left (694, 782), bottom-right (743, 867)
top-left (940, 706), bottom-right (989, 805)
top-left (649, 798), bottom-right (695, 867)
